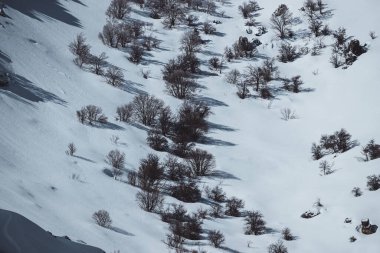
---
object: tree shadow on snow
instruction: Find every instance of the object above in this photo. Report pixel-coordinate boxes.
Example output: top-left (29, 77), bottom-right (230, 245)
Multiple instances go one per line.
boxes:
top-left (110, 226), bottom-right (135, 236)
top-left (6, 0), bottom-right (83, 27)
top-left (0, 74), bottom-right (66, 105)
top-left (208, 170), bottom-right (240, 180)
top-left (73, 155), bottom-right (95, 163)
top-left (198, 136), bottom-right (236, 146)
top-left (192, 96), bottom-right (228, 107)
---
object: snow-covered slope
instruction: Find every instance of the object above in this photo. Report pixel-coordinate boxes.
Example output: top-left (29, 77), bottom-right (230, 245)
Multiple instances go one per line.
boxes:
top-left (0, 0), bottom-right (379, 252)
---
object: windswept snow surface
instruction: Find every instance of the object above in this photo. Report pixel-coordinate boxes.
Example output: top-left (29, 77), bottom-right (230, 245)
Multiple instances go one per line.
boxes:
top-left (0, 0), bottom-right (380, 252)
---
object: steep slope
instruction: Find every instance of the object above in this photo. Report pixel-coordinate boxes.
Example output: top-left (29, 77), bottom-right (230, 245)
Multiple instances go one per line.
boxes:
top-left (0, 0), bottom-right (379, 252)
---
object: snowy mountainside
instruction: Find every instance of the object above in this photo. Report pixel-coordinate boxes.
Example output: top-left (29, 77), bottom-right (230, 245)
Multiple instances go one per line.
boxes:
top-left (0, 0), bottom-right (380, 252)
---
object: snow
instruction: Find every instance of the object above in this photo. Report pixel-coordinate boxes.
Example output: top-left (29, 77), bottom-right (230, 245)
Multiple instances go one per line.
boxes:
top-left (0, 0), bottom-right (380, 252)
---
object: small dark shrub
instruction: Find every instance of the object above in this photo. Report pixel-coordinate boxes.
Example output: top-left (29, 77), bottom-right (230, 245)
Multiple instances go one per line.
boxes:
top-left (367, 175), bottom-right (380, 191)
top-left (225, 197), bottom-right (245, 217)
top-left (245, 210), bottom-right (266, 235)
top-left (268, 240), bottom-right (288, 253)
top-left (203, 21), bottom-right (216, 35)
top-left (362, 139), bottom-right (380, 161)
top-left (164, 155), bottom-right (190, 181)
top-left (282, 227), bottom-right (295, 241)
top-left (186, 148), bottom-right (216, 177)
top-left (161, 204), bottom-right (188, 223)
top-left (137, 153), bottom-right (164, 191)
top-left (116, 103), bottom-right (134, 122)
top-left (205, 185), bottom-right (226, 203)
top-left (171, 180), bottom-right (201, 203)
top-left (92, 210), bottom-right (112, 228)
top-left (351, 187), bottom-right (362, 197)
top-left (65, 142), bottom-right (77, 156)
top-left (208, 230), bottom-right (225, 248)
top-left (136, 188), bottom-right (164, 212)
top-left (210, 204), bottom-right (224, 218)
top-left (105, 66), bottom-right (124, 87)
top-left (147, 130), bottom-right (168, 151)
top-left (127, 171), bottom-right (137, 186)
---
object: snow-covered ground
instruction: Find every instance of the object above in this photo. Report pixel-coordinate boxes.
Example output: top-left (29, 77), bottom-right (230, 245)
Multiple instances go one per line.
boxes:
top-left (0, 0), bottom-right (379, 252)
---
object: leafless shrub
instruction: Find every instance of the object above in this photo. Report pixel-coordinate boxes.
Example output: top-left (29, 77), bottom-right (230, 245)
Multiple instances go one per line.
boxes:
top-left (278, 43), bottom-right (298, 63)
top-left (65, 143), bottom-right (77, 156)
top-left (99, 22), bottom-right (117, 47)
top-left (362, 139), bottom-right (380, 161)
top-left (116, 103), bottom-right (134, 122)
top-left (137, 153), bottom-right (164, 191)
top-left (208, 57), bottom-right (220, 71)
top-left (367, 175), bottom-right (380, 191)
top-left (205, 184), bottom-right (226, 202)
top-left (280, 108), bottom-right (296, 121)
top-left (165, 69), bottom-right (197, 99)
top-left (319, 160), bottom-right (333, 175)
top-left (245, 210), bottom-right (266, 235)
top-left (225, 69), bottom-right (241, 84)
top-left (203, 21), bottom-right (216, 35)
top-left (92, 210), bottom-right (112, 228)
top-left (282, 227), bottom-right (295, 241)
top-left (76, 105), bottom-right (108, 125)
top-left (186, 148), bottom-right (216, 177)
top-left (132, 94), bottom-right (164, 126)
top-left (161, 203), bottom-right (188, 223)
top-left (162, 2), bottom-right (184, 29)
top-left (69, 33), bottom-right (91, 68)
top-left (239, 1), bottom-right (261, 19)
top-left (185, 14), bottom-right (199, 26)
top-left (164, 155), bottom-right (190, 182)
top-left (89, 52), bottom-right (108, 75)
top-left (105, 66), bottom-right (124, 86)
top-left (106, 149), bottom-right (125, 178)
top-left (351, 187), bottom-right (362, 197)
top-left (129, 43), bottom-right (144, 64)
top-left (236, 81), bottom-right (250, 99)
top-left (136, 188), bottom-right (164, 212)
top-left (270, 4), bottom-right (294, 39)
top-left (157, 106), bottom-right (173, 136)
top-left (349, 236), bottom-right (357, 242)
top-left (147, 130), bottom-right (169, 151)
top-left (106, 0), bottom-right (131, 20)
top-left (208, 230), bottom-right (225, 248)
top-left (170, 180), bottom-right (201, 203)
top-left (127, 171), bottom-right (137, 186)
top-left (110, 135), bottom-right (120, 145)
top-left (225, 197), bottom-right (245, 217)
top-left (210, 204), bottom-right (224, 218)
top-left (268, 240), bottom-right (288, 253)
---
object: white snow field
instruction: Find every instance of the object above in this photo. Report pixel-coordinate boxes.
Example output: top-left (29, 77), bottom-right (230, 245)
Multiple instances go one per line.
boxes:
top-left (0, 0), bottom-right (380, 252)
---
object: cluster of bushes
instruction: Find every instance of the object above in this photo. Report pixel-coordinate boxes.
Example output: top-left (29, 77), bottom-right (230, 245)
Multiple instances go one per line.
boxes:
top-left (330, 27), bottom-right (367, 68)
top-left (224, 36), bottom-right (259, 61)
top-left (362, 140), bottom-right (380, 161)
top-left (225, 59), bottom-right (280, 99)
top-left (311, 128), bottom-right (357, 160)
top-left (76, 105), bottom-right (108, 125)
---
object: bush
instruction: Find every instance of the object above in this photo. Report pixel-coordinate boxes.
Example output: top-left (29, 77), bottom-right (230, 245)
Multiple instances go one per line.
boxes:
top-left (208, 57), bottom-right (220, 71)
top-left (245, 210), bottom-right (266, 235)
top-left (157, 106), bottom-right (173, 136)
top-left (164, 155), bottom-right (190, 181)
top-left (205, 185), bottom-right (226, 202)
top-left (268, 240), bottom-right (288, 253)
top-left (136, 188), bottom-right (164, 212)
top-left (129, 43), bottom-right (144, 64)
top-left (127, 171), bottom-right (137, 186)
top-left (282, 227), bottom-right (295, 241)
top-left (69, 33), bottom-right (91, 68)
top-left (203, 21), bottom-right (216, 35)
top-left (280, 108), bottom-right (296, 121)
top-left (239, 1), bottom-right (261, 19)
top-left (319, 160), bottom-right (333, 175)
top-left (105, 66), bottom-right (124, 87)
top-left (173, 102), bottom-right (211, 144)
top-left (116, 103), bottom-right (134, 122)
top-left (270, 4), bottom-right (293, 39)
top-left (362, 139), bottom-right (380, 161)
top-left (89, 52), bottom-right (108, 75)
top-left (132, 94), bottom-right (164, 126)
top-left (161, 204), bottom-right (188, 223)
top-left (137, 153), bottom-right (164, 191)
top-left (186, 148), bottom-right (216, 177)
top-left (367, 175), bottom-right (380, 191)
top-left (351, 187), bottom-right (362, 197)
top-left (208, 230), bottom-right (225, 248)
top-left (106, 149), bottom-right (125, 178)
top-left (225, 197), bottom-right (245, 217)
top-left (171, 180), bottom-right (201, 203)
top-left (210, 204), bottom-right (224, 218)
top-left (226, 69), bottom-right (241, 85)
top-left (65, 142), bottom-right (77, 156)
top-left (277, 43), bottom-right (298, 63)
top-left (76, 105), bottom-right (108, 125)
top-left (106, 0), bottom-right (131, 20)
top-left (147, 130), bottom-right (168, 151)
top-left (92, 210), bottom-right (112, 228)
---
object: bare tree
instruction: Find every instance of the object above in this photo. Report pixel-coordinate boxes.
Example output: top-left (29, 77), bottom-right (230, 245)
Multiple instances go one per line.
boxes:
top-left (268, 240), bottom-right (288, 253)
top-left (244, 65), bottom-right (262, 92)
top-left (137, 153), bottom-right (164, 191)
top-left (157, 106), bottom-right (173, 136)
top-left (277, 43), bottom-right (298, 63)
top-left (129, 43), bottom-right (144, 64)
top-left (65, 143), bottom-right (77, 156)
top-left (270, 4), bottom-right (294, 39)
top-left (105, 66), bottom-right (124, 86)
top-left (226, 69), bottom-right (241, 85)
top-left (69, 33), bottom-right (91, 68)
top-left (245, 210), bottom-right (266, 235)
top-left (319, 160), bottom-right (333, 175)
top-left (225, 197), bottom-right (245, 217)
top-left (165, 69), bottom-right (197, 99)
top-left (77, 105), bottom-right (107, 125)
top-left (162, 2), bottom-right (184, 29)
top-left (239, 1), bottom-right (261, 18)
top-left (132, 94), bottom-right (164, 126)
top-left (186, 148), bottom-right (215, 177)
top-left (89, 52), bottom-right (108, 75)
top-left (92, 210), bottom-right (112, 228)
top-left (282, 227), bottom-right (295, 241)
top-left (99, 22), bottom-right (117, 47)
top-left (116, 103), bottom-right (134, 122)
top-left (136, 188), bottom-right (164, 212)
top-left (106, 149), bottom-right (126, 179)
top-left (208, 230), bottom-right (225, 248)
top-left (280, 108), bottom-right (296, 121)
top-left (106, 0), bottom-right (131, 20)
